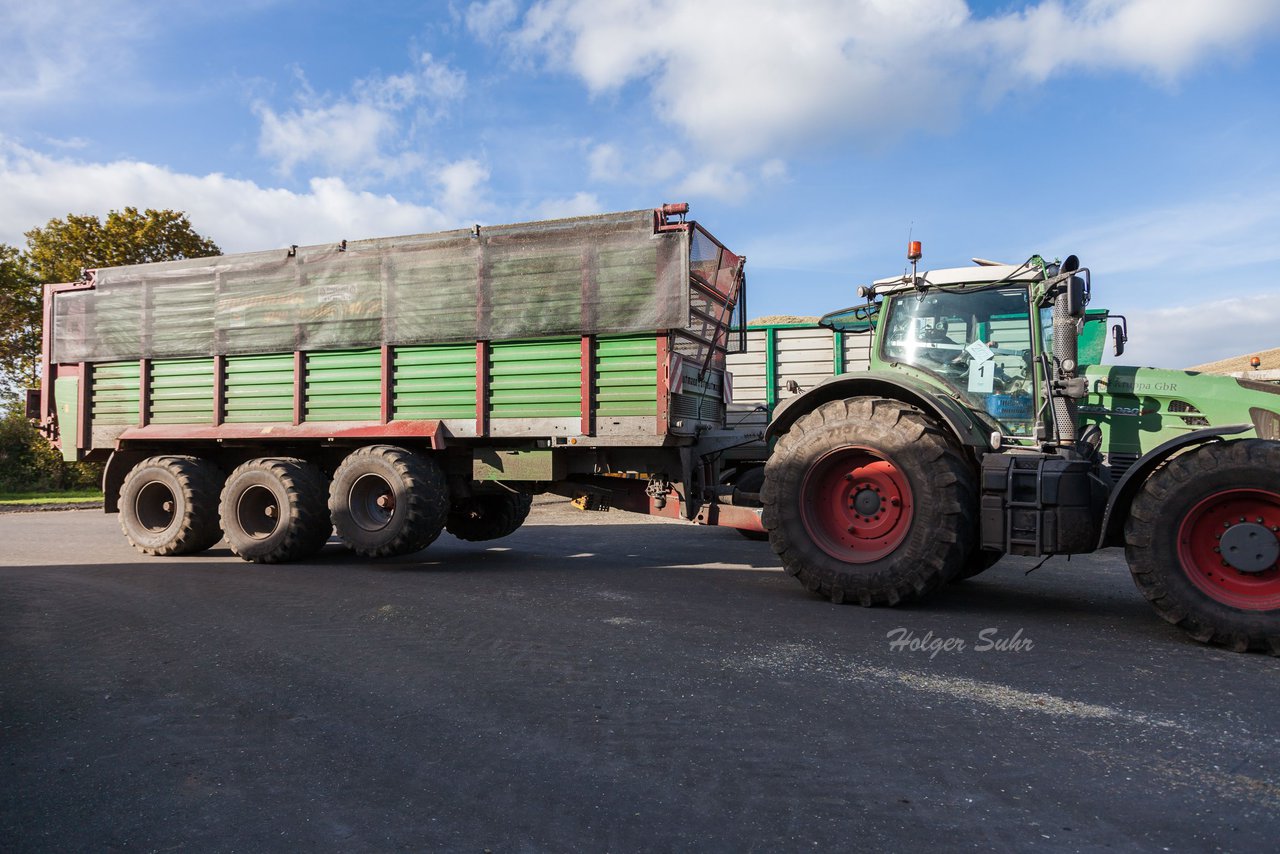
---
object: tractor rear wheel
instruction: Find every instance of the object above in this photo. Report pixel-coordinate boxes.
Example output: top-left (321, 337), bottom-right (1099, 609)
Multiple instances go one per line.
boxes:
top-left (762, 396), bottom-right (977, 606)
top-left (119, 455), bottom-right (223, 556)
top-left (1125, 439), bottom-right (1280, 654)
top-left (329, 445), bottom-right (449, 557)
top-left (445, 492), bottom-right (533, 542)
top-left (220, 458), bottom-right (332, 563)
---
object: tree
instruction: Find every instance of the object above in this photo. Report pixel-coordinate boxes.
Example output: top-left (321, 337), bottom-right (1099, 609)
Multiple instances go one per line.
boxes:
top-left (0, 244), bottom-right (41, 389)
top-left (0, 208), bottom-right (222, 390)
top-left (25, 207), bottom-right (221, 285)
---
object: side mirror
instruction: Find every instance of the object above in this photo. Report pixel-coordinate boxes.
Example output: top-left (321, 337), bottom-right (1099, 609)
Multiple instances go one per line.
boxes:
top-left (1112, 323), bottom-right (1127, 358)
top-left (1066, 274), bottom-right (1087, 318)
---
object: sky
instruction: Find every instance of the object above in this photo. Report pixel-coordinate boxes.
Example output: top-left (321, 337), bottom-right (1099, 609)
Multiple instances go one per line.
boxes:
top-left (2, 0), bottom-right (1279, 368)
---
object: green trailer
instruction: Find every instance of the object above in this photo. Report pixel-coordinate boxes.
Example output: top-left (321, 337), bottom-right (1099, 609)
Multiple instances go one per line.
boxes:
top-left (35, 205), bottom-right (763, 562)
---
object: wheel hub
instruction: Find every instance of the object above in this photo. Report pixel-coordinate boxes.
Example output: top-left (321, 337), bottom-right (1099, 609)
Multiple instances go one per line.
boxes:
top-left (800, 447), bottom-right (914, 564)
top-left (852, 487), bottom-right (882, 517)
top-left (1219, 522), bottom-right (1280, 574)
top-left (236, 484), bottom-right (281, 540)
top-left (1177, 487), bottom-right (1280, 611)
top-left (349, 473), bottom-right (395, 532)
top-left (135, 480), bottom-right (178, 533)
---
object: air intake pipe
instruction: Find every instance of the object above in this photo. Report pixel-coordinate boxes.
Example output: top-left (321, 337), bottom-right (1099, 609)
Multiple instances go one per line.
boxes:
top-left (1051, 255), bottom-right (1087, 447)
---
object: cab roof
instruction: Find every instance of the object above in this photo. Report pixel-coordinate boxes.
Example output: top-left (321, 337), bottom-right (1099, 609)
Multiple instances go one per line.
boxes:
top-left (870, 262), bottom-right (1045, 296)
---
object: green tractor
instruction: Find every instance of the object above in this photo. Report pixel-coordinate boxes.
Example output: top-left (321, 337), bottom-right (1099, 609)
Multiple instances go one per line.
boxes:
top-left (761, 246), bottom-right (1280, 652)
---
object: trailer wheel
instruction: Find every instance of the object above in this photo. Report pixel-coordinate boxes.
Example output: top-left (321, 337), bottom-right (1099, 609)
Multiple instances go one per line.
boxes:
top-left (220, 458), bottom-right (332, 563)
top-left (1125, 440), bottom-right (1280, 654)
top-left (762, 396), bottom-right (976, 606)
top-left (119, 456), bottom-right (223, 556)
top-left (329, 445), bottom-right (448, 557)
top-left (446, 492), bottom-right (533, 542)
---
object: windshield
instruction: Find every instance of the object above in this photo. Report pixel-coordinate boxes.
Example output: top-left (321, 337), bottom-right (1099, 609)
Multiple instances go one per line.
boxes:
top-left (882, 287), bottom-right (1037, 437)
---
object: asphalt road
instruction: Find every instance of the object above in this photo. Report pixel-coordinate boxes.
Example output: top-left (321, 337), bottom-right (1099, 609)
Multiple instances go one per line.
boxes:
top-left (2, 500), bottom-right (1277, 852)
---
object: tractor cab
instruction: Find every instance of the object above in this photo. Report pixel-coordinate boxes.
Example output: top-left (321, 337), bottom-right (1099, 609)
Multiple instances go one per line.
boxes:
top-left (849, 256), bottom-right (1080, 446)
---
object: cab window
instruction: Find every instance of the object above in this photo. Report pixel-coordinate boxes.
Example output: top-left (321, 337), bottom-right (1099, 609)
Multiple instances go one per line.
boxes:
top-left (882, 287), bottom-right (1037, 437)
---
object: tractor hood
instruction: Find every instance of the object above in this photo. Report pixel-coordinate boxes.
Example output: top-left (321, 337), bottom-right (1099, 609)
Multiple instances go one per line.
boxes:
top-left (1081, 365), bottom-right (1280, 456)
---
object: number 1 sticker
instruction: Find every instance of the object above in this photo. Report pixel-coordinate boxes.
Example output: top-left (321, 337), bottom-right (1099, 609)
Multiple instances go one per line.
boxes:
top-left (968, 360), bottom-right (995, 393)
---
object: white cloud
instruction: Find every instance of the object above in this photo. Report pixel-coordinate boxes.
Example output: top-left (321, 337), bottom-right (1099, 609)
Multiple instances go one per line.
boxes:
top-left (465, 0), bottom-right (520, 41)
top-left (0, 0), bottom-right (151, 107)
top-left (1044, 187), bottom-right (1280, 279)
top-left (512, 0), bottom-right (1280, 164)
top-left (255, 53), bottom-right (466, 180)
top-left (1027, 182), bottom-right (1280, 368)
top-left (534, 192), bottom-right (604, 220)
top-left (586, 141), bottom-right (685, 185)
top-left (676, 163), bottom-right (750, 203)
top-left (759, 159), bottom-right (787, 182)
top-left (587, 143), bottom-right (623, 182)
top-left (257, 101), bottom-right (409, 177)
top-left (436, 159), bottom-right (491, 219)
top-left (981, 0), bottom-right (1280, 86)
top-left (0, 138), bottom-right (464, 253)
top-left (356, 51), bottom-right (467, 107)
top-left (1124, 294), bottom-right (1280, 369)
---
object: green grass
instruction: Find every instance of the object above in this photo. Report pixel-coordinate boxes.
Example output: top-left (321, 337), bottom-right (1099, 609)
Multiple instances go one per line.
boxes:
top-left (0, 489), bottom-right (102, 506)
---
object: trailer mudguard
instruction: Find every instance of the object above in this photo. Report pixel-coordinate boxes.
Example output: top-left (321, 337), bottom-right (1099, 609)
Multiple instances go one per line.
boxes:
top-left (102, 449), bottom-right (151, 514)
top-left (765, 371), bottom-right (994, 450)
top-left (1096, 423), bottom-right (1253, 548)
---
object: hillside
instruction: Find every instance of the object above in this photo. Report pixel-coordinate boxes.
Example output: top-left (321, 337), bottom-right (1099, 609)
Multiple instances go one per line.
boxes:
top-left (1188, 347), bottom-right (1280, 374)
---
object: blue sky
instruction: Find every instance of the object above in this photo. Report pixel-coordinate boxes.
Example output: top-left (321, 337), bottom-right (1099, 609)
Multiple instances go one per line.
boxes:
top-left (2, 0), bottom-right (1279, 367)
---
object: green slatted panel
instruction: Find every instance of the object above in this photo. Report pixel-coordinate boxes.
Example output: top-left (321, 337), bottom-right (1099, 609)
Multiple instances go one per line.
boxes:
top-left (305, 349), bottom-right (381, 422)
top-left (490, 338), bottom-right (581, 419)
top-left (595, 334), bottom-right (657, 417)
top-left (225, 353), bottom-right (294, 423)
top-left (149, 358), bottom-right (215, 424)
top-left (91, 361), bottom-right (140, 425)
top-left (393, 344), bottom-right (477, 420)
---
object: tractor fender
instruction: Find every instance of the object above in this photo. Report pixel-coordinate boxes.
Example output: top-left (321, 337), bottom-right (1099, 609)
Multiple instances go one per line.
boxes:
top-left (766, 371), bottom-right (993, 451)
top-left (1097, 423), bottom-right (1253, 548)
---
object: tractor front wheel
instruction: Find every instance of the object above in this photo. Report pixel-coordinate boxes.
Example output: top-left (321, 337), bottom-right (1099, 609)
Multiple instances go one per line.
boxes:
top-left (1125, 439), bottom-right (1280, 653)
top-left (762, 396), bottom-right (977, 605)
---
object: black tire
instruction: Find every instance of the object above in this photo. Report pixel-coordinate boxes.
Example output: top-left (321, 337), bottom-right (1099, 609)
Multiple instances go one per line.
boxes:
top-left (1125, 440), bottom-right (1280, 654)
top-left (118, 455), bottom-right (223, 556)
top-left (329, 445), bottom-right (449, 557)
top-left (730, 466), bottom-right (769, 541)
top-left (953, 548), bottom-right (1003, 582)
top-left (761, 396), bottom-right (977, 606)
top-left (446, 492), bottom-right (533, 542)
top-left (220, 457), bottom-right (332, 563)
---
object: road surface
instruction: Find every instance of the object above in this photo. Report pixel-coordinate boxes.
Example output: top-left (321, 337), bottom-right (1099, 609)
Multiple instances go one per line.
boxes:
top-left (2, 500), bottom-right (1276, 851)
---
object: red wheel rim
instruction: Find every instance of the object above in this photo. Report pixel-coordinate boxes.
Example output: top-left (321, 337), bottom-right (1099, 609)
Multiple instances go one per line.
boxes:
top-left (1176, 488), bottom-right (1280, 611)
top-left (800, 446), bottom-right (914, 564)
